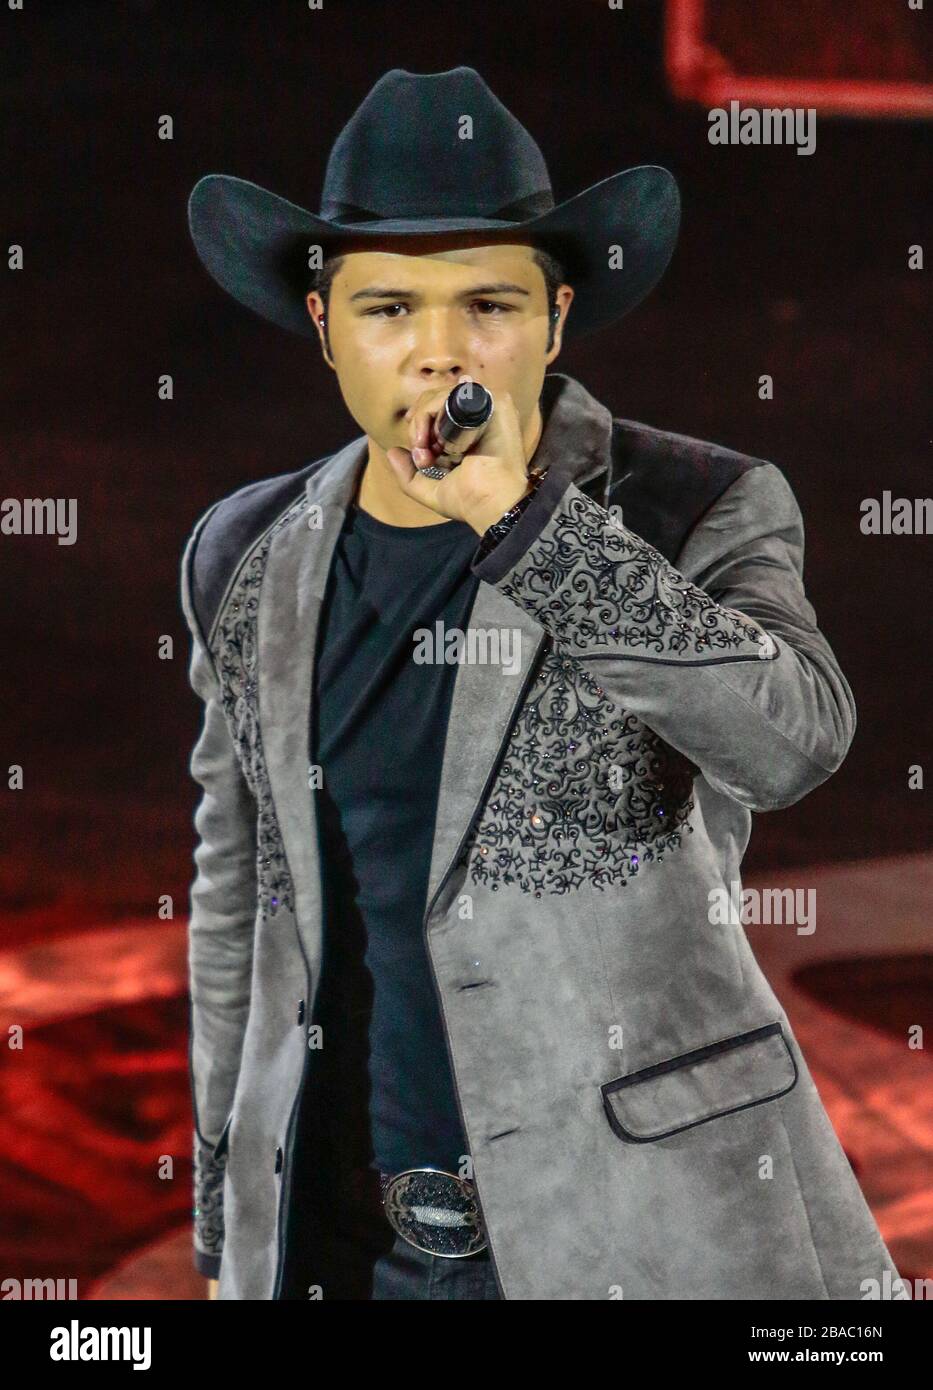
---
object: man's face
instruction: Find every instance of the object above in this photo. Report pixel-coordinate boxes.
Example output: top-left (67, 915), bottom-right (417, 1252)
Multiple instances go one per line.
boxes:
top-left (306, 239), bottom-right (571, 458)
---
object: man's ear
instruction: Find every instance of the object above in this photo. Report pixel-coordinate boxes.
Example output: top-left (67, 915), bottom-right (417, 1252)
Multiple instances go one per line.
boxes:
top-left (545, 286), bottom-right (574, 364)
top-left (316, 324), bottom-right (333, 367)
top-left (306, 292), bottom-right (335, 369)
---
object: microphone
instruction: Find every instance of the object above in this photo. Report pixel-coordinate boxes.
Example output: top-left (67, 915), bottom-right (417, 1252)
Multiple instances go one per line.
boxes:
top-left (414, 380), bottom-right (494, 479)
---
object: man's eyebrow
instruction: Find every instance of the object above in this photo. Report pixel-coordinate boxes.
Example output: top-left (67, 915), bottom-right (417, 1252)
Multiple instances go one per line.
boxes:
top-left (348, 282), bottom-right (531, 303)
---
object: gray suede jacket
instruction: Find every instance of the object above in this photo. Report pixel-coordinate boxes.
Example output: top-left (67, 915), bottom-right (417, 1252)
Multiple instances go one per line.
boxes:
top-left (179, 371), bottom-right (899, 1299)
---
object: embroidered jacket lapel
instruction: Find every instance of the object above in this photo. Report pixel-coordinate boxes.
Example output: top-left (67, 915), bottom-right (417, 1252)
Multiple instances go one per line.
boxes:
top-left (426, 376), bottom-right (615, 911)
top-left (258, 436), bottom-right (367, 952)
top-left (258, 373), bottom-right (615, 945)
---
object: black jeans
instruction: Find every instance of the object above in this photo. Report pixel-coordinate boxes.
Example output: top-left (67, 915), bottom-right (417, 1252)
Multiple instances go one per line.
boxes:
top-left (310, 1218), bottom-right (503, 1300)
top-left (282, 1120), bottom-right (502, 1300)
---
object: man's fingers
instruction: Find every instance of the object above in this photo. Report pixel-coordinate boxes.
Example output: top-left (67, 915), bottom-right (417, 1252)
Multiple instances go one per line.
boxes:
top-left (410, 410), bottom-right (433, 452)
top-left (407, 390), bottom-right (450, 454)
top-left (386, 447), bottom-right (443, 507)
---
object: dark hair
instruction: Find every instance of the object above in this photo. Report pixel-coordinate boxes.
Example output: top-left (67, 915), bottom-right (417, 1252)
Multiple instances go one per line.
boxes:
top-left (309, 244), bottom-right (567, 356)
top-left (531, 246), bottom-right (567, 351)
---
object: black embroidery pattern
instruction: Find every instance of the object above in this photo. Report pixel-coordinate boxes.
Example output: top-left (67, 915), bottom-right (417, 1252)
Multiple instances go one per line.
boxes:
top-left (193, 1129), bottom-right (226, 1260)
top-left (210, 496), bottom-right (308, 922)
top-left (457, 646), bottom-right (697, 895)
top-left (498, 486), bottom-right (771, 660)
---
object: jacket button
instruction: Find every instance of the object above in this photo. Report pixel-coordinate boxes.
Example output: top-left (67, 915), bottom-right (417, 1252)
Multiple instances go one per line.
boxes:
top-left (297, 999), bottom-right (305, 1025)
top-left (274, 1146), bottom-right (283, 1173)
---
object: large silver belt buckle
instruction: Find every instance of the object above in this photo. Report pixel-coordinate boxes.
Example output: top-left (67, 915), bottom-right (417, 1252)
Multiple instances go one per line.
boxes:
top-left (380, 1167), bottom-right (487, 1258)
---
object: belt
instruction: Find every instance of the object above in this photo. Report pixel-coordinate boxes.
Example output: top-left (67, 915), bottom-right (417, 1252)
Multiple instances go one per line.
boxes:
top-left (377, 1166), bottom-right (488, 1259)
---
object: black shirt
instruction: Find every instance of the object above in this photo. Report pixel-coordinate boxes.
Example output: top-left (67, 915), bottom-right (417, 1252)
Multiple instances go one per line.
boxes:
top-left (308, 498), bottom-right (481, 1175)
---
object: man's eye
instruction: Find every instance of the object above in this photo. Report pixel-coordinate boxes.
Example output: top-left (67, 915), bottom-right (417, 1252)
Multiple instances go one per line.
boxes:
top-left (366, 301), bottom-right (512, 319)
top-left (368, 303), bottom-right (408, 318)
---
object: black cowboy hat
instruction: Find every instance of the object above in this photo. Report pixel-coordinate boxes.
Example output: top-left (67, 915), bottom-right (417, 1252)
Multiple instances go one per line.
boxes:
top-left (188, 66), bottom-right (680, 343)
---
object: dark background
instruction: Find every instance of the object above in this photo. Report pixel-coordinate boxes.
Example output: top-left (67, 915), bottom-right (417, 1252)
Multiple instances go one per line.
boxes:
top-left (3, 0), bottom-right (929, 938)
top-left (0, 0), bottom-right (929, 1291)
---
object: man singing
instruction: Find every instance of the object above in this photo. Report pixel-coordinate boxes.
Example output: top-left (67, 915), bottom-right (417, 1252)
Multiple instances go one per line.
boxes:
top-left (181, 66), bottom-right (899, 1300)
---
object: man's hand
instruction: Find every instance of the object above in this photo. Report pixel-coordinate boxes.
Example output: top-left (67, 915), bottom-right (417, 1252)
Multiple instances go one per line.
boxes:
top-left (385, 385), bottom-right (531, 536)
top-left (207, 1277), bottom-right (219, 1300)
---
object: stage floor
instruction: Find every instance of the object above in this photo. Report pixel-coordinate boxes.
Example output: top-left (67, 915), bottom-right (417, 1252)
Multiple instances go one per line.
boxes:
top-left (0, 852), bottom-right (928, 1300)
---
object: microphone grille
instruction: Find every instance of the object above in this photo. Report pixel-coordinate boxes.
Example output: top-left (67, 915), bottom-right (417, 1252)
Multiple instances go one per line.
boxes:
top-left (449, 381), bottom-right (491, 426)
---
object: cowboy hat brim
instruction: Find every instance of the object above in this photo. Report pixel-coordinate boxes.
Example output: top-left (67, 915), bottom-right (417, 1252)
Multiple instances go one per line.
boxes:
top-left (187, 164), bottom-right (680, 343)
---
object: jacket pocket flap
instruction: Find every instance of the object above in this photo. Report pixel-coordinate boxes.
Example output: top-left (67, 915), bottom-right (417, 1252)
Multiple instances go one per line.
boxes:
top-left (600, 1021), bottom-right (798, 1142)
top-left (211, 1113), bottom-right (233, 1160)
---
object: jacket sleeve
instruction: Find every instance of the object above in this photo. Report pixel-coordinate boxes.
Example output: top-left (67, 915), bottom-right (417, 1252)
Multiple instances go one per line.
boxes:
top-left (470, 461), bottom-right (856, 813)
top-left (180, 508), bottom-right (259, 1279)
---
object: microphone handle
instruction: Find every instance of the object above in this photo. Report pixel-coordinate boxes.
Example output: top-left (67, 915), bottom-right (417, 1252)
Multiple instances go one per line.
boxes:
top-left (419, 382), bottom-right (494, 475)
top-left (434, 420), bottom-right (488, 464)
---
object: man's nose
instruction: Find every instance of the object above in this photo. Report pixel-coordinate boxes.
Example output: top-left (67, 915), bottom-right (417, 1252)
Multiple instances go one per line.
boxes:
top-left (419, 359), bottom-right (463, 380)
top-left (413, 308), bottom-right (469, 378)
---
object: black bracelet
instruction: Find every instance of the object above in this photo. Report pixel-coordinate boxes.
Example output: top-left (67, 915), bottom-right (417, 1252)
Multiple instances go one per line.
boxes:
top-left (475, 470), bottom-right (547, 561)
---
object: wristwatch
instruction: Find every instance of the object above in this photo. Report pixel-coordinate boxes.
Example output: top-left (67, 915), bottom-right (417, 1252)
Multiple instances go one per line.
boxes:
top-left (475, 466), bottom-right (548, 562)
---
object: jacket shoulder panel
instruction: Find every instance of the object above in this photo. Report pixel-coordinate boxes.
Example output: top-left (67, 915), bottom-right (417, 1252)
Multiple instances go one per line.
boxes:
top-left (605, 418), bottom-right (770, 563)
top-left (184, 453), bottom-right (333, 647)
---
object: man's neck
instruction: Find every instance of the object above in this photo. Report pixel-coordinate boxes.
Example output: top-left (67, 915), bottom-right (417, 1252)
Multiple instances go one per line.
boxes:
top-left (356, 398), bottom-right (545, 526)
